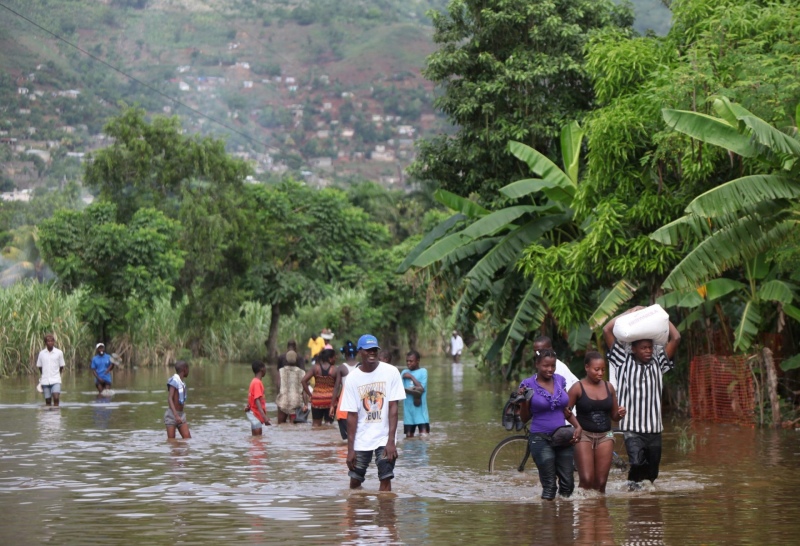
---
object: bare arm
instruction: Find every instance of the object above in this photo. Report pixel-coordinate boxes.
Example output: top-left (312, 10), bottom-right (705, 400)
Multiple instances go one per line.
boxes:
top-left (609, 383), bottom-right (626, 421)
top-left (567, 382), bottom-right (581, 410)
top-left (301, 366), bottom-right (316, 399)
top-left (346, 412), bottom-right (358, 470)
top-left (383, 400), bottom-right (399, 461)
top-left (402, 371), bottom-right (423, 390)
top-left (665, 320), bottom-right (681, 361)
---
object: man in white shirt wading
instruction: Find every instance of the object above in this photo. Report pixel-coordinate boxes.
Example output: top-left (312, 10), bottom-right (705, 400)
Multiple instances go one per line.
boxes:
top-left (450, 330), bottom-right (464, 363)
top-left (341, 334), bottom-right (406, 492)
top-left (36, 333), bottom-right (65, 407)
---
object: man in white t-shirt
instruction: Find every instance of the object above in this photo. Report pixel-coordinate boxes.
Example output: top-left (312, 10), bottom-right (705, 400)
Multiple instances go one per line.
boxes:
top-left (450, 330), bottom-right (464, 363)
top-left (341, 334), bottom-right (406, 491)
top-left (36, 333), bottom-right (65, 407)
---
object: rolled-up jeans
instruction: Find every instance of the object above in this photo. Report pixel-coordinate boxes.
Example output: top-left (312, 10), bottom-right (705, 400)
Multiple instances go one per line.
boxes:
top-left (529, 433), bottom-right (575, 500)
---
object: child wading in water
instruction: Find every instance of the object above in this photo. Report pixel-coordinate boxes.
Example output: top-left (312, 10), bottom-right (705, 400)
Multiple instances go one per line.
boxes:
top-left (246, 361), bottom-right (271, 435)
top-left (165, 361), bottom-right (191, 439)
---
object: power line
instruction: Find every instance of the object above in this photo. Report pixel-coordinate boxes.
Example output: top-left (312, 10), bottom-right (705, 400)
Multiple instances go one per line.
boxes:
top-left (0, 0), bottom-right (273, 150)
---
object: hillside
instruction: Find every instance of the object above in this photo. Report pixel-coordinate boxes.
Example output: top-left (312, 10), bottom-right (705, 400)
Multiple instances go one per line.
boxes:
top-left (0, 0), bottom-right (670, 193)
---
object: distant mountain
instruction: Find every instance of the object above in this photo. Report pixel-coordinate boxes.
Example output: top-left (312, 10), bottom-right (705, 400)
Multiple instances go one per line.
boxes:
top-left (0, 0), bottom-right (670, 192)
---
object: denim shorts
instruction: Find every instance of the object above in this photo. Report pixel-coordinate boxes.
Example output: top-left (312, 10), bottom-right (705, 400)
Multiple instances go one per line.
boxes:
top-left (246, 410), bottom-right (263, 430)
top-left (348, 446), bottom-right (396, 483)
top-left (41, 383), bottom-right (61, 398)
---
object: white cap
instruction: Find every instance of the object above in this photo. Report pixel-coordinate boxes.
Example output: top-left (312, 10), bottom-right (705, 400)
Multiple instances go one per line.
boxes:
top-left (96, 343), bottom-right (105, 349)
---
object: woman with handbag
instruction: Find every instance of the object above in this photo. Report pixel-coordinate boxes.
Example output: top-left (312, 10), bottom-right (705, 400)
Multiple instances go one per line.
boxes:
top-left (567, 351), bottom-right (626, 493)
top-left (518, 349), bottom-right (582, 500)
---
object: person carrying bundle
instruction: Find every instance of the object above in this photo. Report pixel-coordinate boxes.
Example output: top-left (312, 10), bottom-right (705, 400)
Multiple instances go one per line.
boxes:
top-left (603, 305), bottom-right (681, 490)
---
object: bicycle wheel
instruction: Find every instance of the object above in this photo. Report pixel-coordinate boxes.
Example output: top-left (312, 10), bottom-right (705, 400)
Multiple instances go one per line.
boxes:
top-left (488, 435), bottom-right (530, 473)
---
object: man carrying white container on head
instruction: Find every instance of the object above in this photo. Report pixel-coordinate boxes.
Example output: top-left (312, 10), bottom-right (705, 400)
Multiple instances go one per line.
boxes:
top-left (603, 305), bottom-right (681, 491)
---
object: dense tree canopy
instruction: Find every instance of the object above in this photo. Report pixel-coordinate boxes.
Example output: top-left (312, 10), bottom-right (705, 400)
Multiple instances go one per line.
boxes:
top-left (411, 0), bottom-right (633, 203)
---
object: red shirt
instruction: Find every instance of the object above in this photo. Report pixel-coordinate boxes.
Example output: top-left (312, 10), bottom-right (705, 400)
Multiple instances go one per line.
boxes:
top-left (248, 377), bottom-right (266, 423)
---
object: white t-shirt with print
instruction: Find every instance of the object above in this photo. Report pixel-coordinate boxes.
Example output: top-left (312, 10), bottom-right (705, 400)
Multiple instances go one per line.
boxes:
top-left (341, 362), bottom-right (406, 451)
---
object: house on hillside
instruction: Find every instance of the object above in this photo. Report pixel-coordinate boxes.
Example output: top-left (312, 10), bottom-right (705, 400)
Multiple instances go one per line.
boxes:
top-left (397, 125), bottom-right (415, 136)
top-left (1, 189), bottom-right (33, 202)
top-left (243, 81), bottom-right (254, 89)
top-left (177, 65), bottom-right (191, 73)
top-left (316, 130), bottom-right (330, 139)
top-left (235, 62), bottom-right (250, 70)
top-left (19, 109), bottom-right (30, 115)
top-left (18, 87), bottom-right (29, 95)
top-left (57, 90), bottom-right (81, 99)
top-left (179, 81), bottom-right (191, 92)
top-left (310, 157), bottom-right (332, 169)
top-left (371, 146), bottom-right (395, 162)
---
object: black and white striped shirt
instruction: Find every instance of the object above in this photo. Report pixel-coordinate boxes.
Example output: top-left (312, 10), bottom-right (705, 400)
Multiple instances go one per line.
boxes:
top-left (608, 342), bottom-right (673, 433)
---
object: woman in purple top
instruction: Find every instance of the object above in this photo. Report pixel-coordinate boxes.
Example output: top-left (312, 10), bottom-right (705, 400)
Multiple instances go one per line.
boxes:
top-left (518, 349), bottom-right (582, 500)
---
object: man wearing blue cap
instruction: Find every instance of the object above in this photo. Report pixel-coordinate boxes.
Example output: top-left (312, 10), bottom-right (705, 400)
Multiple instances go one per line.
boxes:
top-left (340, 334), bottom-right (406, 491)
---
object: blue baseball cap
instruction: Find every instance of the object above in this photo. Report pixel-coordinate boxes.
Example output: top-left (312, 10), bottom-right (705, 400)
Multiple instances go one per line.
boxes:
top-left (357, 334), bottom-right (380, 350)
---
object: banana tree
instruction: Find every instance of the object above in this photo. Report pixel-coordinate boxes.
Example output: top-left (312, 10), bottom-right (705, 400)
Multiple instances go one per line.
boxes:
top-left (400, 122), bottom-right (636, 373)
top-left (657, 255), bottom-right (799, 353)
top-left (651, 97), bottom-right (800, 292)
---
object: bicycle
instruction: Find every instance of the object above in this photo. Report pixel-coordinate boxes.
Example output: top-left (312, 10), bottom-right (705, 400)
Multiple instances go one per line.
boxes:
top-left (488, 427), bottom-right (628, 473)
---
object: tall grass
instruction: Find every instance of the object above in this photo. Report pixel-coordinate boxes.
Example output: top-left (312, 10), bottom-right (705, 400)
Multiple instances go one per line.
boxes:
top-left (0, 282), bottom-right (92, 375)
top-left (1, 284), bottom-right (450, 375)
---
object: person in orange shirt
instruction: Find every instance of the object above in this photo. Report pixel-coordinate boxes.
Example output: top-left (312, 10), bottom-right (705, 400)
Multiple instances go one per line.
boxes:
top-left (245, 361), bottom-right (271, 435)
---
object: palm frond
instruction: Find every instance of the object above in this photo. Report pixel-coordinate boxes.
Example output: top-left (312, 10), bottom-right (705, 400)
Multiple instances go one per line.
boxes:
top-left (460, 206), bottom-right (537, 239)
top-left (434, 189), bottom-right (489, 218)
top-left (757, 279), bottom-right (796, 304)
top-left (588, 279), bottom-right (637, 329)
top-left (397, 213), bottom-right (465, 272)
top-left (508, 141), bottom-right (576, 192)
top-left (560, 121), bottom-right (584, 185)
top-left (686, 175), bottom-right (800, 217)
top-left (662, 218), bottom-right (796, 291)
top-left (662, 109), bottom-right (758, 158)
top-left (739, 115), bottom-right (800, 158)
top-left (499, 178), bottom-right (575, 204)
top-left (733, 300), bottom-right (761, 352)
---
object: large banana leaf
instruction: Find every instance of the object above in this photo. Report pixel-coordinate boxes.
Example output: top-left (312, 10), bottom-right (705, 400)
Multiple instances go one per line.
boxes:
top-left (757, 279), bottom-right (796, 304)
top-left (662, 109), bottom-right (758, 158)
top-left (434, 189), bottom-right (489, 218)
top-left (499, 178), bottom-right (574, 204)
top-left (460, 205), bottom-right (537, 239)
top-left (397, 213), bottom-right (465, 272)
top-left (588, 279), bottom-right (637, 329)
top-left (560, 121), bottom-right (584, 185)
top-left (739, 115), bottom-right (800, 158)
top-left (508, 141), bottom-right (576, 196)
top-left (463, 214), bottom-right (572, 284)
top-left (733, 300), bottom-right (762, 352)
top-left (685, 174), bottom-right (800, 217)
top-left (662, 217), bottom-right (795, 291)
top-left (783, 303), bottom-right (800, 323)
top-left (704, 278), bottom-right (746, 301)
top-left (411, 231), bottom-right (472, 268)
top-left (442, 238), bottom-right (498, 268)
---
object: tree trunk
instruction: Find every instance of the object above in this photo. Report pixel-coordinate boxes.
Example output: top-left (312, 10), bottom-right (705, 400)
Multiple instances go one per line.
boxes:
top-left (266, 304), bottom-right (281, 365)
top-left (763, 347), bottom-right (781, 428)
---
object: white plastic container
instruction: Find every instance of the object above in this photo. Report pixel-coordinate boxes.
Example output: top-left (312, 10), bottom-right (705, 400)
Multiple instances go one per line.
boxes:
top-left (613, 304), bottom-right (670, 346)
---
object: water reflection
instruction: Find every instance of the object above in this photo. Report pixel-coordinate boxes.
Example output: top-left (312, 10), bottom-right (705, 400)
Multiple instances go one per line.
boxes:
top-left (574, 499), bottom-right (615, 545)
top-left (2, 359), bottom-right (800, 544)
top-left (92, 396), bottom-right (113, 430)
top-left (342, 493), bottom-right (399, 545)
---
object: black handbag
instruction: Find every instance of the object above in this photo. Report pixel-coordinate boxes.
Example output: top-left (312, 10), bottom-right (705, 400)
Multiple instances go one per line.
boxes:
top-left (549, 425), bottom-right (576, 447)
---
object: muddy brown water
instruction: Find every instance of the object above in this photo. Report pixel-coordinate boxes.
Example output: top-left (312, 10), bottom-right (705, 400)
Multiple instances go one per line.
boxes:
top-left (1, 357), bottom-right (800, 544)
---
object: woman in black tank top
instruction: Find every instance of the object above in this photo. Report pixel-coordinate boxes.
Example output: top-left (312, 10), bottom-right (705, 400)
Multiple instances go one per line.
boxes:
top-left (566, 351), bottom-right (626, 493)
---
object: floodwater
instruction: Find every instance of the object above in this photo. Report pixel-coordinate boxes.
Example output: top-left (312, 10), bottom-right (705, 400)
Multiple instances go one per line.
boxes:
top-left (1, 357), bottom-right (800, 545)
